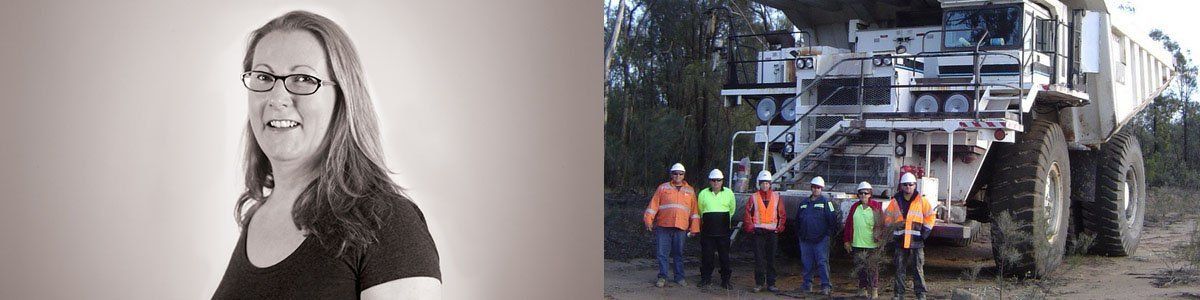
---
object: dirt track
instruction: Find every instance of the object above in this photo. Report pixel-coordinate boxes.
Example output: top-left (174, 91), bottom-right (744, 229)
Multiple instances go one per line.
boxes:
top-left (604, 191), bottom-right (1200, 299)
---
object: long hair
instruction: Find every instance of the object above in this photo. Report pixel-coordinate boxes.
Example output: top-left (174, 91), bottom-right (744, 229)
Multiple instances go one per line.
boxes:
top-left (235, 10), bottom-right (406, 257)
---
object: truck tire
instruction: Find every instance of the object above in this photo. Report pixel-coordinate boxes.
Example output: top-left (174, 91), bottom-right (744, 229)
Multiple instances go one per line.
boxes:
top-left (1083, 130), bottom-right (1146, 256)
top-left (986, 120), bottom-right (1071, 278)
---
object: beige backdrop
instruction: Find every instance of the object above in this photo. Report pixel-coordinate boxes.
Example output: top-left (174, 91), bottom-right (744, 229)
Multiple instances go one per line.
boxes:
top-left (0, 0), bottom-right (600, 299)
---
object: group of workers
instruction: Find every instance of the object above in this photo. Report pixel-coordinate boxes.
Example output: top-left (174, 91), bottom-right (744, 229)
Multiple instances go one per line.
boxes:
top-left (643, 163), bottom-right (936, 299)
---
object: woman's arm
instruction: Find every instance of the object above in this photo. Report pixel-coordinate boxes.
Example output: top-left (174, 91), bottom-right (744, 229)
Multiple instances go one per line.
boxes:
top-left (361, 277), bottom-right (441, 299)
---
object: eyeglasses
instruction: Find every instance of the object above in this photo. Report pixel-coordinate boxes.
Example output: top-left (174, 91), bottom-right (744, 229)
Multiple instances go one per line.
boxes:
top-left (242, 71), bottom-right (337, 95)
top-left (671, 172), bottom-right (685, 176)
top-left (901, 183), bottom-right (916, 187)
top-left (858, 192), bottom-right (872, 195)
top-left (810, 185), bottom-right (823, 189)
top-left (709, 179), bottom-right (723, 182)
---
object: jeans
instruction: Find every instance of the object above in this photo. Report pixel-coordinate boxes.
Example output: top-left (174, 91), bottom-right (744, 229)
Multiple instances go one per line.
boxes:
top-left (893, 246), bottom-right (927, 297)
top-left (798, 235), bottom-right (832, 290)
top-left (699, 235), bottom-right (731, 282)
top-left (751, 229), bottom-right (778, 286)
top-left (654, 226), bottom-right (687, 281)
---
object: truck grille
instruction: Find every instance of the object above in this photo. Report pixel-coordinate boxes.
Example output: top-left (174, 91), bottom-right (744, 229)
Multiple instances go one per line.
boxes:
top-left (817, 156), bottom-right (890, 187)
top-left (802, 77), bottom-right (892, 106)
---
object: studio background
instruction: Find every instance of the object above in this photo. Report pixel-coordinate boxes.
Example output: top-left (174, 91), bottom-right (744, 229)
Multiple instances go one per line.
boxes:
top-left (0, 0), bottom-right (601, 298)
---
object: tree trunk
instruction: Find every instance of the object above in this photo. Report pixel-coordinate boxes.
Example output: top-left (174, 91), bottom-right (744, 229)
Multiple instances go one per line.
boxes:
top-left (603, 1), bottom-right (627, 125)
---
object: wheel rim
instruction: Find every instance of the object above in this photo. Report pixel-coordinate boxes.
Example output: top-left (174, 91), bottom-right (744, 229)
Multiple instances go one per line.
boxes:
top-left (1123, 170), bottom-right (1138, 228)
top-left (1044, 163), bottom-right (1064, 243)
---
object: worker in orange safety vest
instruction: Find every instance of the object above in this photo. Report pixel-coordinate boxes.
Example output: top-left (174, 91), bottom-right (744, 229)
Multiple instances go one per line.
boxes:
top-left (883, 172), bottom-right (936, 300)
top-left (742, 170), bottom-right (786, 293)
top-left (644, 163), bottom-right (700, 288)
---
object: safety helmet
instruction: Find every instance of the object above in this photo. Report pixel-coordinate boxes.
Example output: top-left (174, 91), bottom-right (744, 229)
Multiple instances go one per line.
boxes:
top-left (757, 170), bottom-right (773, 181)
top-left (810, 176), bottom-right (825, 188)
top-left (670, 163), bottom-right (686, 173)
top-left (857, 181), bottom-right (873, 191)
top-left (900, 172), bottom-right (918, 184)
top-left (708, 169), bottom-right (724, 180)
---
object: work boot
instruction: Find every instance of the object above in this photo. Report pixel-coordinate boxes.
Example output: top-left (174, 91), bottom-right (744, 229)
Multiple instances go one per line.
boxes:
top-left (676, 279), bottom-right (688, 287)
top-left (697, 278), bottom-right (710, 288)
top-left (720, 279), bottom-right (732, 290)
top-left (915, 293), bottom-right (926, 300)
top-left (821, 287), bottom-right (831, 296)
top-left (856, 288), bottom-right (868, 297)
top-left (871, 288), bottom-right (879, 299)
top-left (655, 278), bottom-right (666, 288)
top-left (753, 285), bottom-right (764, 293)
top-left (766, 285), bottom-right (781, 293)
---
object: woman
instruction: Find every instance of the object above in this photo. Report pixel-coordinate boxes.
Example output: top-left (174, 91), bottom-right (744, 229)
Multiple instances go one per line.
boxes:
top-left (213, 11), bottom-right (441, 299)
top-left (842, 181), bottom-right (884, 299)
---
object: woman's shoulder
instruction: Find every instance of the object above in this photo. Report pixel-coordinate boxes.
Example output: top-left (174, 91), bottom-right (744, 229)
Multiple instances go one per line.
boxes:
top-left (371, 196), bottom-right (433, 241)
top-left (354, 195), bottom-right (441, 289)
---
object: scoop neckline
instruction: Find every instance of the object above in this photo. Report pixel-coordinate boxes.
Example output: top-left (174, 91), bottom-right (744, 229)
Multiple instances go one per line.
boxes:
top-left (240, 218), bottom-right (312, 273)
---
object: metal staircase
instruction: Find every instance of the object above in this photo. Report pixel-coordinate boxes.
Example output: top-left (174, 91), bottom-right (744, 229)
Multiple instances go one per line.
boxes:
top-left (773, 119), bottom-right (865, 188)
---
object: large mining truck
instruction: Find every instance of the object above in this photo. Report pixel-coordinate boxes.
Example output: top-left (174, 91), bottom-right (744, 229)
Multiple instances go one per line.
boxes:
top-left (714, 0), bottom-right (1174, 277)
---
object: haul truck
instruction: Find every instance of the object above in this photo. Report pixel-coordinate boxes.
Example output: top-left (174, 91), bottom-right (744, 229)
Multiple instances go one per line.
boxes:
top-left (714, 0), bottom-right (1173, 277)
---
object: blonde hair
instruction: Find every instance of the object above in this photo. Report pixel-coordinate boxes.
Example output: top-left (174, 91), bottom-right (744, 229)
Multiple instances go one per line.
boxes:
top-left (236, 10), bottom-right (407, 256)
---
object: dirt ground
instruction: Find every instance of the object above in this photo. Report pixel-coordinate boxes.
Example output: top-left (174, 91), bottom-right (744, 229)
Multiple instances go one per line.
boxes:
top-left (604, 190), bottom-right (1200, 299)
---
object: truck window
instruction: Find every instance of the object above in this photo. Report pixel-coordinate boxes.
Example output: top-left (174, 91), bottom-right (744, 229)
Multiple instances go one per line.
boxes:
top-left (943, 6), bottom-right (1023, 49)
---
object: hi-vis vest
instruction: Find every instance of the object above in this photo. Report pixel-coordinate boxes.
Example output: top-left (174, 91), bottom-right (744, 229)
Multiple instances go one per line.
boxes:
top-left (883, 193), bottom-right (936, 248)
top-left (751, 191), bottom-right (781, 230)
top-left (643, 181), bottom-right (700, 233)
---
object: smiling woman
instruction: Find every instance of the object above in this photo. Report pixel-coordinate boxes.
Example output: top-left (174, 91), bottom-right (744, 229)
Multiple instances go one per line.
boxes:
top-left (211, 11), bottom-right (441, 299)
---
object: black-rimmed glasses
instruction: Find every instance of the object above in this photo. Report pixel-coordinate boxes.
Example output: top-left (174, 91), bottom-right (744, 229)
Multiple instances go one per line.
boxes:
top-left (242, 71), bottom-right (337, 95)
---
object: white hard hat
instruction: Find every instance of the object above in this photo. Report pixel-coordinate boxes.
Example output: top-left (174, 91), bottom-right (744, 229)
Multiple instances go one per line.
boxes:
top-left (670, 163), bottom-right (686, 172)
top-left (810, 176), bottom-right (825, 187)
top-left (757, 170), bottom-right (773, 181)
top-left (708, 169), bottom-right (724, 179)
top-left (900, 172), bottom-right (917, 184)
top-left (857, 181), bottom-right (873, 191)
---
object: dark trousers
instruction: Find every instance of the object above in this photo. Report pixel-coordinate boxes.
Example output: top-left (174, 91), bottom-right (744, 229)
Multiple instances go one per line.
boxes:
top-left (751, 229), bottom-right (778, 286)
top-left (699, 235), bottom-right (731, 282)
top-left (893, 246), bottom-right (927, 296)
top-left (852, 247), bottom-right (881, 288)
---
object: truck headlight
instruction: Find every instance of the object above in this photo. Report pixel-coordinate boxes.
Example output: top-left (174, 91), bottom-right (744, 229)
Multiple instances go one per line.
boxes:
top-left (780, 97), bottom-right (798, 122)
top-left (913, 93), bottom-right (939, 113)
top-left (944, 93), bottom-right (971, 113)
top-left (756, 97), bottom-right (777, 122)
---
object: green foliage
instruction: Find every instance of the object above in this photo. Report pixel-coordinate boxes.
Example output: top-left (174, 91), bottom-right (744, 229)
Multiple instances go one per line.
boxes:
top-left (604, 0), bottom-right (775, 192)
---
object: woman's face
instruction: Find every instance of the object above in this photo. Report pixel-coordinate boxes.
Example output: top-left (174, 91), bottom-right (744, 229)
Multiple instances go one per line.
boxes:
top-left (248, 30), bottom-right (337, 169)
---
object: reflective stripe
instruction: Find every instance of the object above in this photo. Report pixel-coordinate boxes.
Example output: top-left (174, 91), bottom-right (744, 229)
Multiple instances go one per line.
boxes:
top-left (905, 229), bottom-right (922, 236)
top-left (691, 214), bottom-right (700, 219)
top-left (659, 204), bottom-right (689, 211)
top-left (645, 209), bottom-right (656, 214)
top-left (755, 223), bottom-right (778, 230)
top-left (893, 230), bottom-right (904, 235)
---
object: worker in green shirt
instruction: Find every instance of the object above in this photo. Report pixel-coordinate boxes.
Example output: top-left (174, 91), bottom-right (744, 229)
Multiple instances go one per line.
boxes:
top-left (842, 181), bottom-right (884, 299)
top-left (697, 169), bottom-right (736, 289)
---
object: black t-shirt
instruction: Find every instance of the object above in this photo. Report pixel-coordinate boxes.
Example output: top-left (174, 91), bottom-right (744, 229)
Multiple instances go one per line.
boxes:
top-left (212, 200), bottom-right (441, 299)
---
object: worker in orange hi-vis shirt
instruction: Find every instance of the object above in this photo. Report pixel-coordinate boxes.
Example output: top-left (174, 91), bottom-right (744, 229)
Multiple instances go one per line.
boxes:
top-left (742, 170), bottom-right (786, 293)
top-left (644, 163), bottom-right (700, 288)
